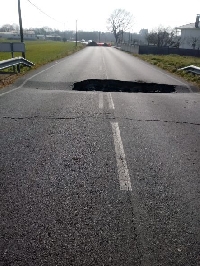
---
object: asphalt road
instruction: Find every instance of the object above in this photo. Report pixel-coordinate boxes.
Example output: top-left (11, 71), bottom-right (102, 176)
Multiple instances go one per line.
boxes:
top-left (0, 47), bottom-right (200, 266)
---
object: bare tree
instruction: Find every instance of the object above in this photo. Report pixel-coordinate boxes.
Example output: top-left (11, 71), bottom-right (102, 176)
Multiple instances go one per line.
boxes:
top-left (184, 36), bottom-right (200, 49)
top-left (12, 23), bottom-right (19, 31)
top-left (145, 27), bottom-right (178, 47)
top-left (0, 24), bottom-right (14, 32)
top-left (190, 37), bottom-right (200, 49)
top-left (107, 9), bottom-right (133, 44)
top-left (145, 31), bottom-right (157, 45)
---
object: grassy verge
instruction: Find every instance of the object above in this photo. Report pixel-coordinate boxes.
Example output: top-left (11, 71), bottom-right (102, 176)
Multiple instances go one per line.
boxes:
top-left (0, 40), bottom-right (85, 88)
top-left (134, 54), bottom-right (200, 88)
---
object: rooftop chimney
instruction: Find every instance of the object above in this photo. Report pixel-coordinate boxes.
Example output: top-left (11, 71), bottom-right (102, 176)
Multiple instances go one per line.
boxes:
top-left (195, 14), bottom-right (200, 28)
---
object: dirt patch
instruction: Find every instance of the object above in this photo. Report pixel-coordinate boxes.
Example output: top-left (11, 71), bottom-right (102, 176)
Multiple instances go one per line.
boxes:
top-left (0, 73), bottom-right (19, 89)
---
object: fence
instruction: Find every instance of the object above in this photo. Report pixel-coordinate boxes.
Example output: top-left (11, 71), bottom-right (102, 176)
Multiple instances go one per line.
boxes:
top-left (120, 44), bottom-right (200, 57)
top-left (139, 46), bottom-right (200, 57)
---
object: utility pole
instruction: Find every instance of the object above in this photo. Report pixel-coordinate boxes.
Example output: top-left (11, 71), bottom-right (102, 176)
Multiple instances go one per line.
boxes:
top-left (76, 20), bottom-right (77, 46)
top-left (18, 0), bottom-right (25, 58)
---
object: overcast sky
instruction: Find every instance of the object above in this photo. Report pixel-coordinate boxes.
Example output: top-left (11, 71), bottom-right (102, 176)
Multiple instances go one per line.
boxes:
top-left (1, 0), bottom-right (199, 32)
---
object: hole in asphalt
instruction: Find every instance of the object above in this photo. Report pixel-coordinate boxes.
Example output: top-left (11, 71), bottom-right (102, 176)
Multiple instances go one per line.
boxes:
top-left (73, 79), bottom-right (178, 93)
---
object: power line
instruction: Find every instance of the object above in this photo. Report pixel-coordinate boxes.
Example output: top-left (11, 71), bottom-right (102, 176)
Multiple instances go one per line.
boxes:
top-left (26, 0), bottom-right (63, 24)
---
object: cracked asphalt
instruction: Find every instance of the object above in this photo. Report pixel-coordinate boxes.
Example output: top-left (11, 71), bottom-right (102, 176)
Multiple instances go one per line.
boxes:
top-left (0, 47), bottom-right (200, 266)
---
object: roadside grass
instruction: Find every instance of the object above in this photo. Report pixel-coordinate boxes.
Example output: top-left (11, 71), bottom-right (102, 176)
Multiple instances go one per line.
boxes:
top-left (0, 40), bottom-right (85, 88)
top-left (134, 54), bottom-right (200, 88)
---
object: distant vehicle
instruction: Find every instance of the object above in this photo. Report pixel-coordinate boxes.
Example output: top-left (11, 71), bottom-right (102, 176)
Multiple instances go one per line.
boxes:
top-left (97, 43), bottom-right (111, 47)
top-left (87, 41), bottom-right (111, 47)
top-left (87, 41), bottom-right (98, 46)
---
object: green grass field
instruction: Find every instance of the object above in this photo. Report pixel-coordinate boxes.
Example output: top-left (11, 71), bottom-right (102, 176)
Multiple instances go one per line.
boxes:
top-left (0, 40), bottom-right (85, 68)
top-left (134, 54), bottom-right (200, 88)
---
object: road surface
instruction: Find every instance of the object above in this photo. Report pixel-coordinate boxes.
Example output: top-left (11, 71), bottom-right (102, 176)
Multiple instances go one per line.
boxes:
top-left (1, 47), bottom-right (200, 266)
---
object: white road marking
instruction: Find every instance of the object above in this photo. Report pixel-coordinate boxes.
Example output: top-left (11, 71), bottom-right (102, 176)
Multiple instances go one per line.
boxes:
top-left (111, 122), bottom-right (132, 191)
top-left (108, 92), bottom-right (115, 109)
top-left (0, 62), bottom-right (60, 97)
top-left (99, 93), bottom-right (103, 109)
top-left (101, 48), bottom-right (108, 79)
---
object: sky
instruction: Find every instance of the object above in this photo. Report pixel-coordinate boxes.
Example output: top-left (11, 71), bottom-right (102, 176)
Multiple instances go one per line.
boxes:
top-left (0, 0), bottom-right (199, 33)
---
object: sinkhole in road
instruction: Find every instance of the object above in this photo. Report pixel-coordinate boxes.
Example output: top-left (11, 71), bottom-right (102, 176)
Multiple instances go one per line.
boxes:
top-left (73, 79), bottom-right (177, 93)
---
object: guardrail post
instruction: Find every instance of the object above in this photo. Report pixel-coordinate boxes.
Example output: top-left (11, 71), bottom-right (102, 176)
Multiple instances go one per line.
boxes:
top-left (17, 64), bottom-right (20, 73)
top-left (11, 43), bottom-right (16, 73)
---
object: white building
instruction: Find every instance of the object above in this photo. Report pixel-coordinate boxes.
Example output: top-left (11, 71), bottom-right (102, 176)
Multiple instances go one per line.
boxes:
top-left (36, 35), bottom-right (45, 40)
top-left (176, 16), bottom-right (200, 49)
top-left (0, 30), bottom-right (36, 40)
top-left (139, 29), bottom-right (148, 45)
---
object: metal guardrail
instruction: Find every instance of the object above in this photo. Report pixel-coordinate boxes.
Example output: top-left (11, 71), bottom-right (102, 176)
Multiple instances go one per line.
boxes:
top-left (0, 57), bottom-right (34, 73)
top-left (178, 65), bottom-right (200, 75)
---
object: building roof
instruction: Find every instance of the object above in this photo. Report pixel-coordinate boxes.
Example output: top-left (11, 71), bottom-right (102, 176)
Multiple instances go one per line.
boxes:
top-left (176, 22), bottom-right (200, 29)
top-left (0, 30), bottom-right (35, 35)
top-left (24, 30), bottom-right (35, 35)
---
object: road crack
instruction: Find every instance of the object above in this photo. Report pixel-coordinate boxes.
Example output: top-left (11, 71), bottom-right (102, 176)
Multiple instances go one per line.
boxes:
top-left (2, 115), bottom-right (200, 126)
top-left (121, 117), bottom-right (200, 126)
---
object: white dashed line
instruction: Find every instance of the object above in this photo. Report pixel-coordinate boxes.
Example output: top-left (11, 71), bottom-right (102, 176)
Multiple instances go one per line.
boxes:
top-left (111, 122), bottom-right (132, 191)
top-left (101, 48), bottom-right (108, 79)
top-left (99, 93), bottom-right (103, 109)
top-left (108, 92), bottom-right (115, 110)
